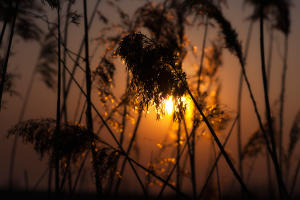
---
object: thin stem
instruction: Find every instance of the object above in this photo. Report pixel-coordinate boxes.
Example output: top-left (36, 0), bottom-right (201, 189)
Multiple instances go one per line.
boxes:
top-left (212, 140), bottom-right (221, 200)
top-left (62, 2), bottom-right (72, 123)
top-left (266, 24), bottom-right (274, 89)
top-left (237, 20), bottom-right (254, 185)
top-left (196, 16), bottom-right (209, 93)
top-left (73, 78), bottom-right (85, 123)
top-left (279, 35), bottom-right (288, 173)
top-left (182, 116), bottom-right (196, 199)
top-left (83, 1), bottom-right (102, 198)
top-left (266, 151), bottom-right (274, 199)
top-left (78, 100), bottom-right (87, 125)
top-left (176, 121), bottom-right (181, 198)
top-left (266, 19), bottom-right (274, 199)
top-left (55, 3), bottom-right (61, 199)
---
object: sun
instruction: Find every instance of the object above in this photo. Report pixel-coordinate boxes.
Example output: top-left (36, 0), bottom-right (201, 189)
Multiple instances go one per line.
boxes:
top-left (163, 95), bottom-right (193, 127)
top-left (165, 97), bottom-right (174, 114)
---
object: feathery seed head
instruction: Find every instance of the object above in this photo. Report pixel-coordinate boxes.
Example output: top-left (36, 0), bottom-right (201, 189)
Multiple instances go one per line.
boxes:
top-left (115, 32), bottom-right (188, 120)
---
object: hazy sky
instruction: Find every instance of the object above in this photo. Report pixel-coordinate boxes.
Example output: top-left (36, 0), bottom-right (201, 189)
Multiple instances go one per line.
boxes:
top-left (1, 0), bottom-right (300, 197)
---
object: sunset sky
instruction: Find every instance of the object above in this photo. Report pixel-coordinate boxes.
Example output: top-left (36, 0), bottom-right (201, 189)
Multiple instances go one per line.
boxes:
top-left (1, 0), bottom-right (300, 197)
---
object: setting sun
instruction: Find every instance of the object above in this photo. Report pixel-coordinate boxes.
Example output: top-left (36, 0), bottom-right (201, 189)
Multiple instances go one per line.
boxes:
top-left (164, 96), bottom-right (193, 126)
top-left (165, 97), bottom-right (174, 114)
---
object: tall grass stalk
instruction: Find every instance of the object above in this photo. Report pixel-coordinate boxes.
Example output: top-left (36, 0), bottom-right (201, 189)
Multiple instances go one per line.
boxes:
top-left (237, 20), bottom-right (254, 184)
top-left (196, 16), bottom-right (208, 93)
top-left (176, 121), bottom-right (181, 198)
top-left (259, 3), bottom-right (288, 199)
top-left (183, 117), bottom-right (196, 199)
top-left (54, 2), bottom-right (62, 198)
top-left (266, 24), bottom-right (274, 88)
top-left (0, 0), bottom-right (19, 110)
top-left (212, 140), bottom-right (221, 200)
top-left (73, 78), bottom-right (85, 123)
top-left (62, 2), bottom-right (72, 123)
top-left (279, 35), bottom-right (288, 173)
top-left (243, 18), bottom-right (275, 199)
top-left (266, 18), bottom-right (275, 200)
top-left (191, 15), bottom-right (210, 200)
top-left (82, 0), bottom-right (102, 197)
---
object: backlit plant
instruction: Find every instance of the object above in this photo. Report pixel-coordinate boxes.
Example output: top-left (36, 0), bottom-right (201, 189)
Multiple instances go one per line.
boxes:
top-left (115, 32), bottom-right (188, 120)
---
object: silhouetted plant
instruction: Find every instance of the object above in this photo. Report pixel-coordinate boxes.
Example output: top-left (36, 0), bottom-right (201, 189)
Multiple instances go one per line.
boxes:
top-left (7, 118), bottom-right (98, 167)
top-left (6, 117), bottom-right (120, 193)
top-left (276, 0), bottom-right (290, 175)
top-left (116, 32), bottom-right (187, 120)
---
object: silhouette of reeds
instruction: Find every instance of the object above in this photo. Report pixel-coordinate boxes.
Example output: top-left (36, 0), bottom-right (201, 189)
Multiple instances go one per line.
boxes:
top-left (116, 32), bottom-right (253, 199)
top-left (3, 1), bottom-right (300, 199)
